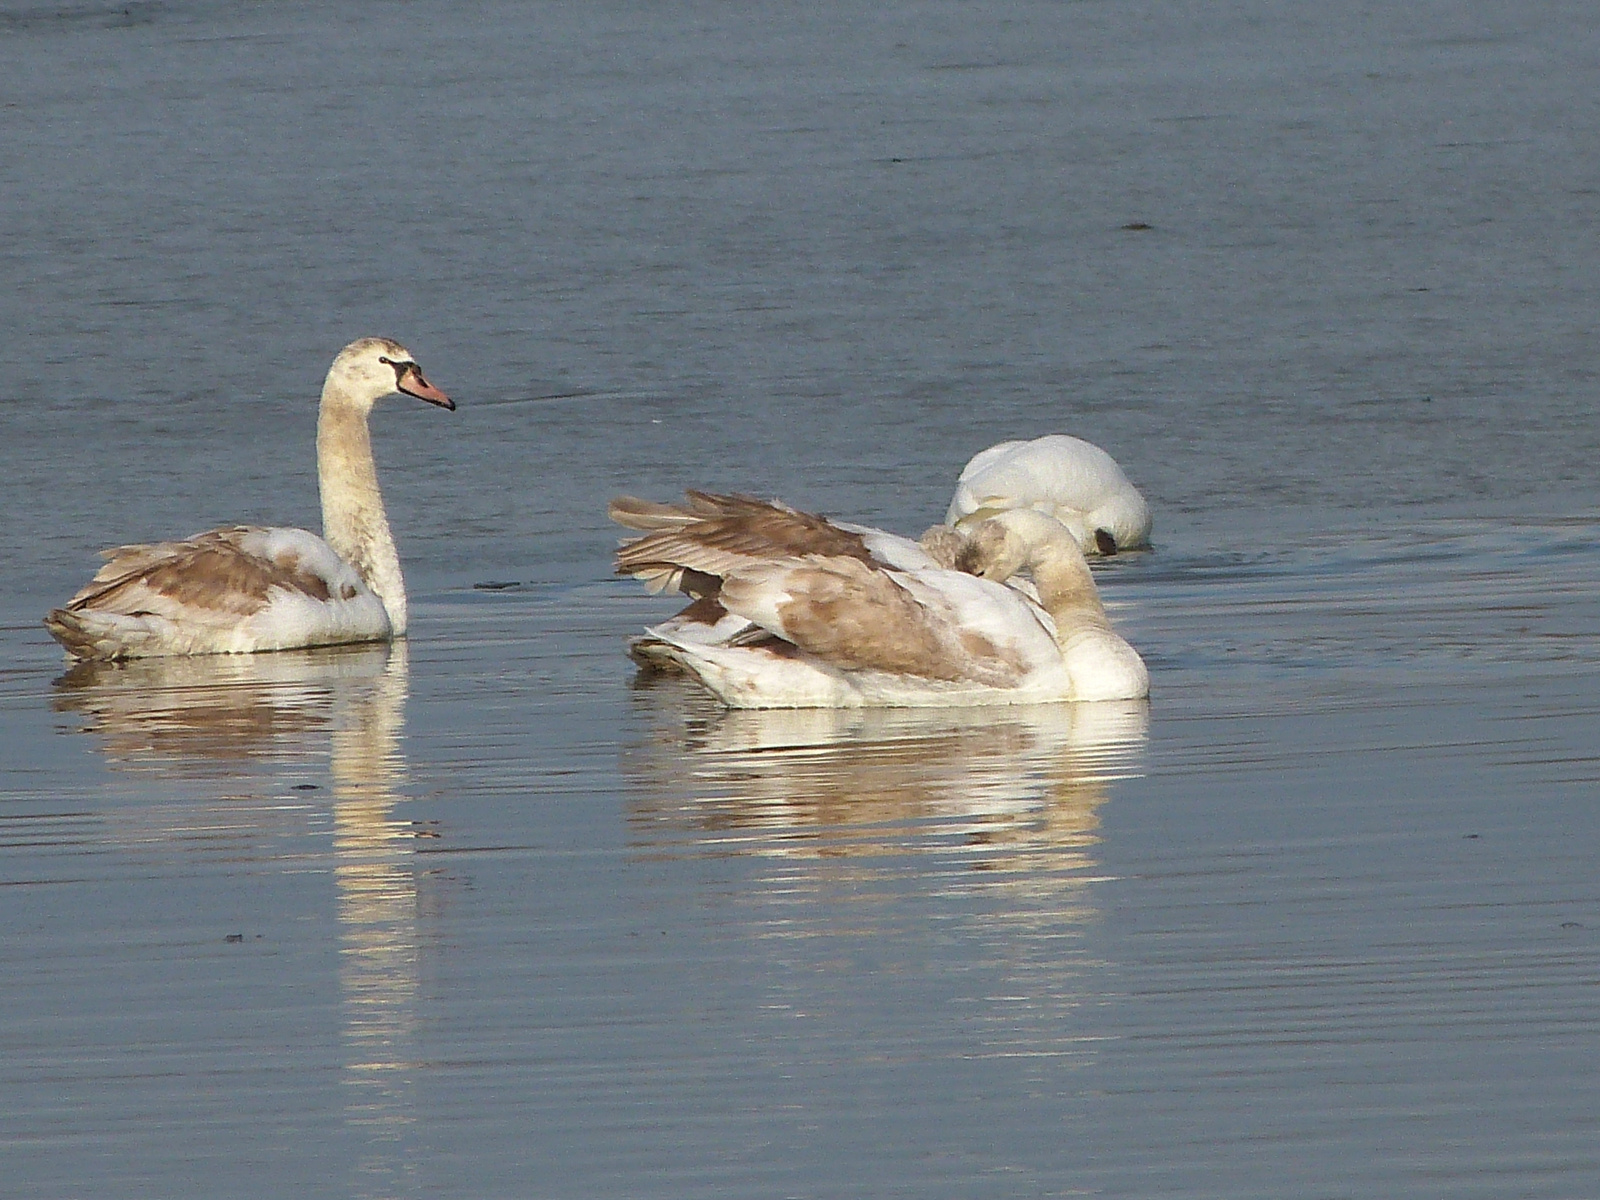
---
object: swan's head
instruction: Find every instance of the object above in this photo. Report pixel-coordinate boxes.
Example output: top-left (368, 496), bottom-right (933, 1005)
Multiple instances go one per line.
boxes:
top-left (968, 509), bottom-right (1084, 579)
top-left (961, 520), bottom-right (1027, 581)
top-left (327, 337), bottom-right (454, 413)
top-left (918, 522), bottom-right (1028, 580)
top-left (960, 504), bottom-right (1120, 557)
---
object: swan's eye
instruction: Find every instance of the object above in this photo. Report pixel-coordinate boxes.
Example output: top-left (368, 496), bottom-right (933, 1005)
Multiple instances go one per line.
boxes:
top-left (377, 356), bottom-right (414, 385)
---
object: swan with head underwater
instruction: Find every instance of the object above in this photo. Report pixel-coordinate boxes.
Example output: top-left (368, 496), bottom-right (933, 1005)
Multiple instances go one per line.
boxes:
top-left (610, 491), bottom-right (1148, 708)
top-left (946, 433), bottom-right (1151, 555)
top-left (45, 337), bottom-right (454, 661)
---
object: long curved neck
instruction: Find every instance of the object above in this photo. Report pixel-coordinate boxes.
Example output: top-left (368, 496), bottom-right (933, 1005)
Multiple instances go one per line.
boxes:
top-left (317, 384), bottom-right (407, 635)
top-left (1029, 541), bottom-right (1112, 636)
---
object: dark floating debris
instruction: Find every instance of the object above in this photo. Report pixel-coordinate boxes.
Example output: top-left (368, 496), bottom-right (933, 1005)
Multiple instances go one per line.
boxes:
top-left (474, 580), bottom-right (523, 591)
top-left (291, 783), bottom-right (319, 791)
top-left (1122, 221), bottom-right (1153, 231)
top-left (225, 933), bottom-right (243, 944)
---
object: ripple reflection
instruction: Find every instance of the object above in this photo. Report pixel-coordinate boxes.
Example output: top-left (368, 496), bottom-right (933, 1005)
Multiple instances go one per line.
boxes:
top-left (51, 643), bottom-right (396, 775)
top-left (53, 645), bottom-right (422, 1198)
top-left (626, 684), bottom-right (1148, 874)
top-left (625, 685), bottom-right (1150, 1060)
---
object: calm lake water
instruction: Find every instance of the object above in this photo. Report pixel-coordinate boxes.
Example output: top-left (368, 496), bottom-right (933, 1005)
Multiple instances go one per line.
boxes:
top-left (3, 1), bottom-right (1598, 1196)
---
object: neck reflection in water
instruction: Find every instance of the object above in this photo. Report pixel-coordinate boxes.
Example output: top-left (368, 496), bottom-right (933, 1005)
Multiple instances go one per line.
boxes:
top-left (53, 643), bottom-right (422, 1197)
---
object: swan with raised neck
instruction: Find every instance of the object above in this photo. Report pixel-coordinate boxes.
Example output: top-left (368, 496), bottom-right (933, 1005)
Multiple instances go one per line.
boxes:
top-left (44, 337), bottom-right (452, 661)
top-left (317, 337), bottom-right (453, 635)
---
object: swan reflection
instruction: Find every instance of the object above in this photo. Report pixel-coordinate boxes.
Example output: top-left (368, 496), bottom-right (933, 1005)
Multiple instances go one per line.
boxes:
top-left (625, 681), bottom-right (1148, 875)
top-left (626, 684), bottom-right (1149, 1059)
top-left (53, 644), bottom-right (422, 1197)
top-left (51, 643), bottom-right (398, 775)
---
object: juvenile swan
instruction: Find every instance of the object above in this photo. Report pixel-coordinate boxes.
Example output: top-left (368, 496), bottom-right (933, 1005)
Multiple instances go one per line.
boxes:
top-left (611, 492), bottom-right (1148, 708)
top-left (946, 434), bottom-right (1151, 554)
top-left (46, 338), bottom-right (453, 660)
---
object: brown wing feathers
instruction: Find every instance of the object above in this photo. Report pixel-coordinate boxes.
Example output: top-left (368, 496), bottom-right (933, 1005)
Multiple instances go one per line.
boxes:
top-left (611, 493), bottom-right (1026, 686)
top-left (718, 557), bottom-right (1025, 686)
top-left (611, 492), bottom-right (876, 594)
top-left (62, 528), bottom-right (333, 618)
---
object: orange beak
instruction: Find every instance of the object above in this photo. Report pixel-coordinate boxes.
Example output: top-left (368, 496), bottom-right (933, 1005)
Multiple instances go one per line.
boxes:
top-left (398, 365), bottom-right (454, 410)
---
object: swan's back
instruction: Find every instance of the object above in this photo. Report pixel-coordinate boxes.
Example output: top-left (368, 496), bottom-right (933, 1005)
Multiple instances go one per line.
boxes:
top-left (946, 435), bottom-right (1151, 553)
top-left (46, 527), bottom-right (390, 660)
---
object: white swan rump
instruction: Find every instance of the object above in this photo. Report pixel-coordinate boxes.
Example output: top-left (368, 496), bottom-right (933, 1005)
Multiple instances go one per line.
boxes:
top-left (612, 492), bottom-right (1148, 709)
top-left (947, 434), bottom-right (1151, 554)
top-left (46, 338), bottom-right (452, 661)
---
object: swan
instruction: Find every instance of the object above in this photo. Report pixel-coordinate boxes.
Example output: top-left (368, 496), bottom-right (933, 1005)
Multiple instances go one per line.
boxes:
top-left (946, 434), bottom-right (1151, 554)
top-left (610, 491), bottom-right (1000, 673)
top-left (611, 492), bottom-right (1148, 708)
top-left (45, 338), bottom-right (453, 660)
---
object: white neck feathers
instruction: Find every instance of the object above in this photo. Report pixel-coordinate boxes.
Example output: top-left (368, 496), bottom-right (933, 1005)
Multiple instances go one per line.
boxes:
top-left (317, 377), bottom-right (407, 635)
top-left (1029, 540), bottom-right (1112, 631)
top-left (988, 510), bottom-right (1114, 635)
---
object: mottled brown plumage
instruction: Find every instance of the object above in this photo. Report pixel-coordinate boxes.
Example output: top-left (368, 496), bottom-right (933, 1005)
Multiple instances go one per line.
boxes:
top-left (611, 492), bottom-right (1148, 708)
top-left (612, 493), bottom-right (1035, 689)
top-left (613, 491), bottom-right (876, 595)
top-left (43, 527), bottom-right (373, 660)
top-left (63, 528), bottom-right (338, 618)
top-left (719, 556), bottom-right (1027, 686)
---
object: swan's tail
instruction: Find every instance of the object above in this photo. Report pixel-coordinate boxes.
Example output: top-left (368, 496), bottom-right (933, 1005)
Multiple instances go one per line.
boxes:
top-left (44, 608), bottom-right (165, 661)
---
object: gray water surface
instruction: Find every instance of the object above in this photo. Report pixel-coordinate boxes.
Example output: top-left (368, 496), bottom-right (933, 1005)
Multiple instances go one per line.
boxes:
top-left (2, 2), bottom-right (1598, 1197)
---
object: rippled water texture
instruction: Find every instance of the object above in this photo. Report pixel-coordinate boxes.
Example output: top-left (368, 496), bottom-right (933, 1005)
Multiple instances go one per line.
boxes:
top-left (2, 2), bottom-right (1598, 1197)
